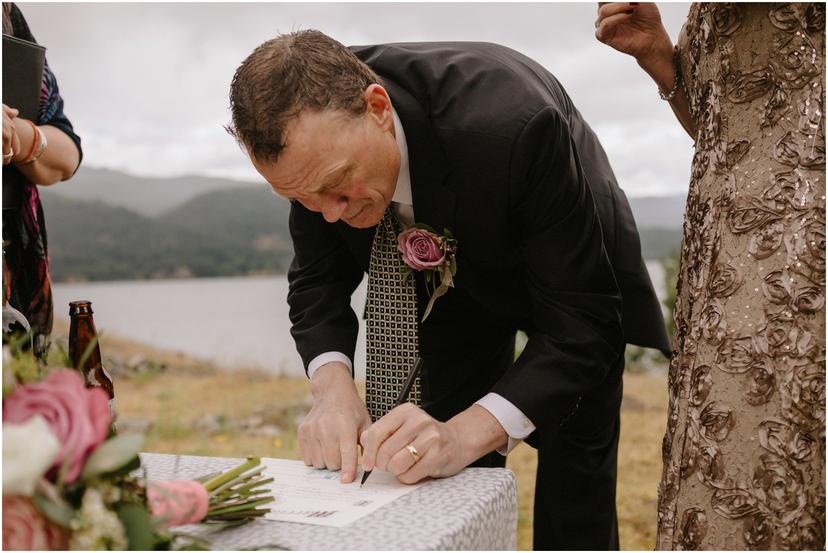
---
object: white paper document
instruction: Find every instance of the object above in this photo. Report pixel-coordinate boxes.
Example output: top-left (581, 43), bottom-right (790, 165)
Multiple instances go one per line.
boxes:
top-left (260, 458), bottom-right (425, 527)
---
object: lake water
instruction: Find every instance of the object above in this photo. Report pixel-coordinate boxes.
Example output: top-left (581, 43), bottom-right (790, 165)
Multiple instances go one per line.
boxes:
top-left (53, 262), bottom-right (666, 378)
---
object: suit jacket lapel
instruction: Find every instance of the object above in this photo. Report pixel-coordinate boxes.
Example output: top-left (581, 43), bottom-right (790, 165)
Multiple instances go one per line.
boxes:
top-left (383, 79), bottom-right (456, 236)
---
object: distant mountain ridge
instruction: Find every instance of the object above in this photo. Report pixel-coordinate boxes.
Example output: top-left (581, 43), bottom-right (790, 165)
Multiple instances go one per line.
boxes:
top-left (40, 166), bottom-right (685, 282)
top-left (45, 166), bottom-right (687, 227)
top-left (41, 166), bottom-right (263, 216)
top-left (42, 181), bottom-right (293, 283)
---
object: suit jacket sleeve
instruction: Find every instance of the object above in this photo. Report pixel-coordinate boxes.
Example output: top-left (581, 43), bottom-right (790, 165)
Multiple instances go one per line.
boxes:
top-left (287, 201), bottom-right (364, 375)
top-left (490, 107), bottom-right (624, 440)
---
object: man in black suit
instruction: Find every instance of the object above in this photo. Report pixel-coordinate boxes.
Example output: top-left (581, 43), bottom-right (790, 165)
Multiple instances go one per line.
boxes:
top-left (228, 30), bottom-right (669, 550)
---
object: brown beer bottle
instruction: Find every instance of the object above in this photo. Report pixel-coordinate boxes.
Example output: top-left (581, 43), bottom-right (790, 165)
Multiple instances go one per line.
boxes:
top-left (68, 301), bottom-right (115, 410)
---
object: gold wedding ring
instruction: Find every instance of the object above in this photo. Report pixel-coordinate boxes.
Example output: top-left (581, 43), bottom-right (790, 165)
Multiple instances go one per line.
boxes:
top-left (405, 443), bottom-right (420, 462)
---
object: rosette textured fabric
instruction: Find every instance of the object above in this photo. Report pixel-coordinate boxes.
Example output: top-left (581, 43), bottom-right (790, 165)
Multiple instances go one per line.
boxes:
top-left (657, 4), bottom-right (825, 550)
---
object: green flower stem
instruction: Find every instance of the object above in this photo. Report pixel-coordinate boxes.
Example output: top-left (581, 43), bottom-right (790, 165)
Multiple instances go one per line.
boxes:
top-left (213, 475), bottom-right (271, 497)
top-left (214, 479), bottom-right (274, 501)
top-left (205, 506), bottom-right (273, 520)
top-left (204, 510), bottom-right (272, 522)
top-left (203, 458), bottom-right (261, 493)
top-left (209, 467), bottom-right (265, 498)
top-left (207, 497), bottom-right (274, 517)
top-left (209, 494), bottom-right (272, 512)
top-left (197, 457), bottom-right (275, 522)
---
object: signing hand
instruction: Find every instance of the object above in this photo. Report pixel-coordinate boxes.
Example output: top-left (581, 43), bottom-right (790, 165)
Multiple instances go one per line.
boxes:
top-left (360, 403), bottom-right (472, 485)
top-left (3, 105), bottom-right (20, 165)
top-left (298, 362), bottom-right (372, 483)
top-left (595, 3), bottom-right (672, 66)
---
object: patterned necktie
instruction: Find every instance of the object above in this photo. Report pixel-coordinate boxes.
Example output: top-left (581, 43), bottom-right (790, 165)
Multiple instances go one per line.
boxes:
top-left (365, 207), bottom-right (421, 422)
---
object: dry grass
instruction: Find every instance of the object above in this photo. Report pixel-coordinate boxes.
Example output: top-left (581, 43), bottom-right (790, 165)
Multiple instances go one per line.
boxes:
top-left (70, 325), bottom-right (667, 551)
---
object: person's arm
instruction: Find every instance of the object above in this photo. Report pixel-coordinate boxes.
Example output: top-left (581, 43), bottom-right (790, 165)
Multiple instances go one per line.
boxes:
top-left (287, 201), bottom-right (370, 483)
top-left (6, 113), bottom-right (80, 185)
top-left (595, 2), bottom-right (695, 138)
top-left (361, 108), bottom-right (624, 482)
top-left (2, 56), bottom-right (82, 184)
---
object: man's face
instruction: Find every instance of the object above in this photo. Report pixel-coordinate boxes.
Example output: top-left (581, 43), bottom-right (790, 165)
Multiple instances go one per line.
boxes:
top-left (251, 85), bottom-right (400, 229)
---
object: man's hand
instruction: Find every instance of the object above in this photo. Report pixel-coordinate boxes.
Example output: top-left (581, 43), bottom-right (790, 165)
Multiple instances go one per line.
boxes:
top-left (594, 3), bottom-right (672, 70)
top-left (360, 403), bottom-right (508, 485)
top-left (298, 361), bottom-right (371, 483)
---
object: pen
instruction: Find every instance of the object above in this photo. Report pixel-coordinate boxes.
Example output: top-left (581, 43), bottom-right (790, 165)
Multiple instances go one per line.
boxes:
top-left (360, 356), bottom-right (424, 487)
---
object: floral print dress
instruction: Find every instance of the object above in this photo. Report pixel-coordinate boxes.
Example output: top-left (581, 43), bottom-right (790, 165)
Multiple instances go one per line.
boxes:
top-left (2, 2), bottom-right (82, 357)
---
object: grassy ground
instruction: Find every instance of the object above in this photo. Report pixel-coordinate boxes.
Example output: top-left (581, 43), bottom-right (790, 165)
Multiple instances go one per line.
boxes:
top-left (55, 323), bottom-right (667, 550)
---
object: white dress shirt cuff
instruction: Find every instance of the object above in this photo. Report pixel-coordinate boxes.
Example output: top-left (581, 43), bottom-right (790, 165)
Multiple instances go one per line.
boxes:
top-left (307, 351), bottom-right (353, 379)
top-left (475, 393), bottom-right (536, 456)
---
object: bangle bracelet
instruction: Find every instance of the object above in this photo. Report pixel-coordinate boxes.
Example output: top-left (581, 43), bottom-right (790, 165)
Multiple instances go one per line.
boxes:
top-left (658, 48), bottom-right (682, 102)
top-left (20, 120), bottom-right (47, 164)
top-left (19, 120), bottom-right (39, 163)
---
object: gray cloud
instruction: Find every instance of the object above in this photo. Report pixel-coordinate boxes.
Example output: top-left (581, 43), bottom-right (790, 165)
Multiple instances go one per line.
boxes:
top-left (20, 2), bottom-right (693, 196)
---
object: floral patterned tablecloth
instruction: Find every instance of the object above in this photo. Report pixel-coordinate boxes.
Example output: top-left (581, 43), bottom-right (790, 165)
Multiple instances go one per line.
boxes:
top-left (140, 452), bottom-right (517, 550)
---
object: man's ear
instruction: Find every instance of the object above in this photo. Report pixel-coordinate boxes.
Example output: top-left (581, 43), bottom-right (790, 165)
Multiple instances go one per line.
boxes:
top-left (363, 84), bottom-right (393, 130)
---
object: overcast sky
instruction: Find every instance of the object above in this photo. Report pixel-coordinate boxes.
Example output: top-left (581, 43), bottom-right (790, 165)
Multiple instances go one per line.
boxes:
top-left (20, 1), bottom-right (693, 197)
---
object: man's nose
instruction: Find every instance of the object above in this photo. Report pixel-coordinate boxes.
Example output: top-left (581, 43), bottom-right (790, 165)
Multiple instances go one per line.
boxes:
top-left (320, 195), bottom-right (348, 223)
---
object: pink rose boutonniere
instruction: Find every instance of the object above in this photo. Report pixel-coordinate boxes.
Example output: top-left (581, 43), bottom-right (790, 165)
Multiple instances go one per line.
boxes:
top-left (397, 226), bottom-right (458, 321)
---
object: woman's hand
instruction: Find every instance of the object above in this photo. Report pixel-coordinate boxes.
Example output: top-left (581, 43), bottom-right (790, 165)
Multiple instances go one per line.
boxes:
top-left (3, 104), bottom-right (20, 165)
top-left (595, 2), bottom-right (697, 139)
top-left (595, 2), bottom-right (672, 68)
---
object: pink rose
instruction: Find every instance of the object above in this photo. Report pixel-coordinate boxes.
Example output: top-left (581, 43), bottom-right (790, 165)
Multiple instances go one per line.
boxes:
top-left (3, 369), bottom-right (110, 483)
top-left (2, 496), bottom-right (69, 550)
top-left (148, 480), bottom-right (210, 526)
top-left (398, 228), bottom-right (445, 270)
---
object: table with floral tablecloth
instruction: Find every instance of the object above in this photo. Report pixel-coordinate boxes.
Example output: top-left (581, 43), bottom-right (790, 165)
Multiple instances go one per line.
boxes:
top-left (140, 452), bottom-right (517, 550)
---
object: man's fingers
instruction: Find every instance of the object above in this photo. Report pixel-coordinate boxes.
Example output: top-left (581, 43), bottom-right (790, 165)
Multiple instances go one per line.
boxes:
top-left (397, 444), bottom-right (437, 485)
top-left (339, 437), bottom-right (358, 483)
top-left (298, 432), bottom-right (313, 466)
top-left (386, 438), bottom-right (424, 477)
top-left (320, 429), bottom-right (343, 471)
top-left (374, 417), bottom-right (422, 472)
top-left (360, 408), bottom-right (408, 470)
top-left (310, 437), bottom-right (326, 469)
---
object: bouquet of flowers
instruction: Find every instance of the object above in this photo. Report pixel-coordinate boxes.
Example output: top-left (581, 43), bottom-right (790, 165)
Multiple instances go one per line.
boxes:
top-left (2, 347), bottom-right (274, 550)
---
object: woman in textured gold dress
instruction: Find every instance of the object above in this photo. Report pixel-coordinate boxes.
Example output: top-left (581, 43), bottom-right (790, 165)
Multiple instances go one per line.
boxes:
top-left (597, 2), bottom-right (824, 550)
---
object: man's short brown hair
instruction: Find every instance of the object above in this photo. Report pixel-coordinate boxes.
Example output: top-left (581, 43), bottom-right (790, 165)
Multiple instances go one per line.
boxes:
top-left (227, 30), bottom-right (381, 163)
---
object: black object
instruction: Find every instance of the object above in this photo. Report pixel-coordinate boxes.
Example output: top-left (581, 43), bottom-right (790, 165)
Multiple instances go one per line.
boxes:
top-left (2, 33), bottom-right (45, 210)
top-left (360, 357), bottom-right (424, 487)
top-left (2, 33), bottom-right (45, 121)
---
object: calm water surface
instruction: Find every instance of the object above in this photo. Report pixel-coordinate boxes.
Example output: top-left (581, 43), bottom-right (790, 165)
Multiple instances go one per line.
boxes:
top-left (53, 262), bottom-right (666, 377)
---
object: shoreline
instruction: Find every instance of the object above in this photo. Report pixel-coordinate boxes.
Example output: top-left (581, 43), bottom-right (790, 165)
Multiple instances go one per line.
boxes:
top-left (51, 318), bottom-right (271, 377)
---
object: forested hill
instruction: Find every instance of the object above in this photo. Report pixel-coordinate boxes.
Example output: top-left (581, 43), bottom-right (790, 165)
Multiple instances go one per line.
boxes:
top-left (40, 167), bottom-right (684, 282)
top-left (42, 187), bottom-right (292, 282)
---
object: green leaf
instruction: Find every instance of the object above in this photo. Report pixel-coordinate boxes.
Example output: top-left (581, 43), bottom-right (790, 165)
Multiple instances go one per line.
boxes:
top-left (104, 453), bottom-right (143, 479)
top-left (32, 493), bottom-right (75, 528)
top-left (117, 503), bottom-right (158, 551)
top-left (82, 433), bottom-right (144, 481)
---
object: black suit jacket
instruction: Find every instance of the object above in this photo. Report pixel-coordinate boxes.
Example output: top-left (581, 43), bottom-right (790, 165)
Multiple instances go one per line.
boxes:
top-left (287, 42), bottom-right (670, 444)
